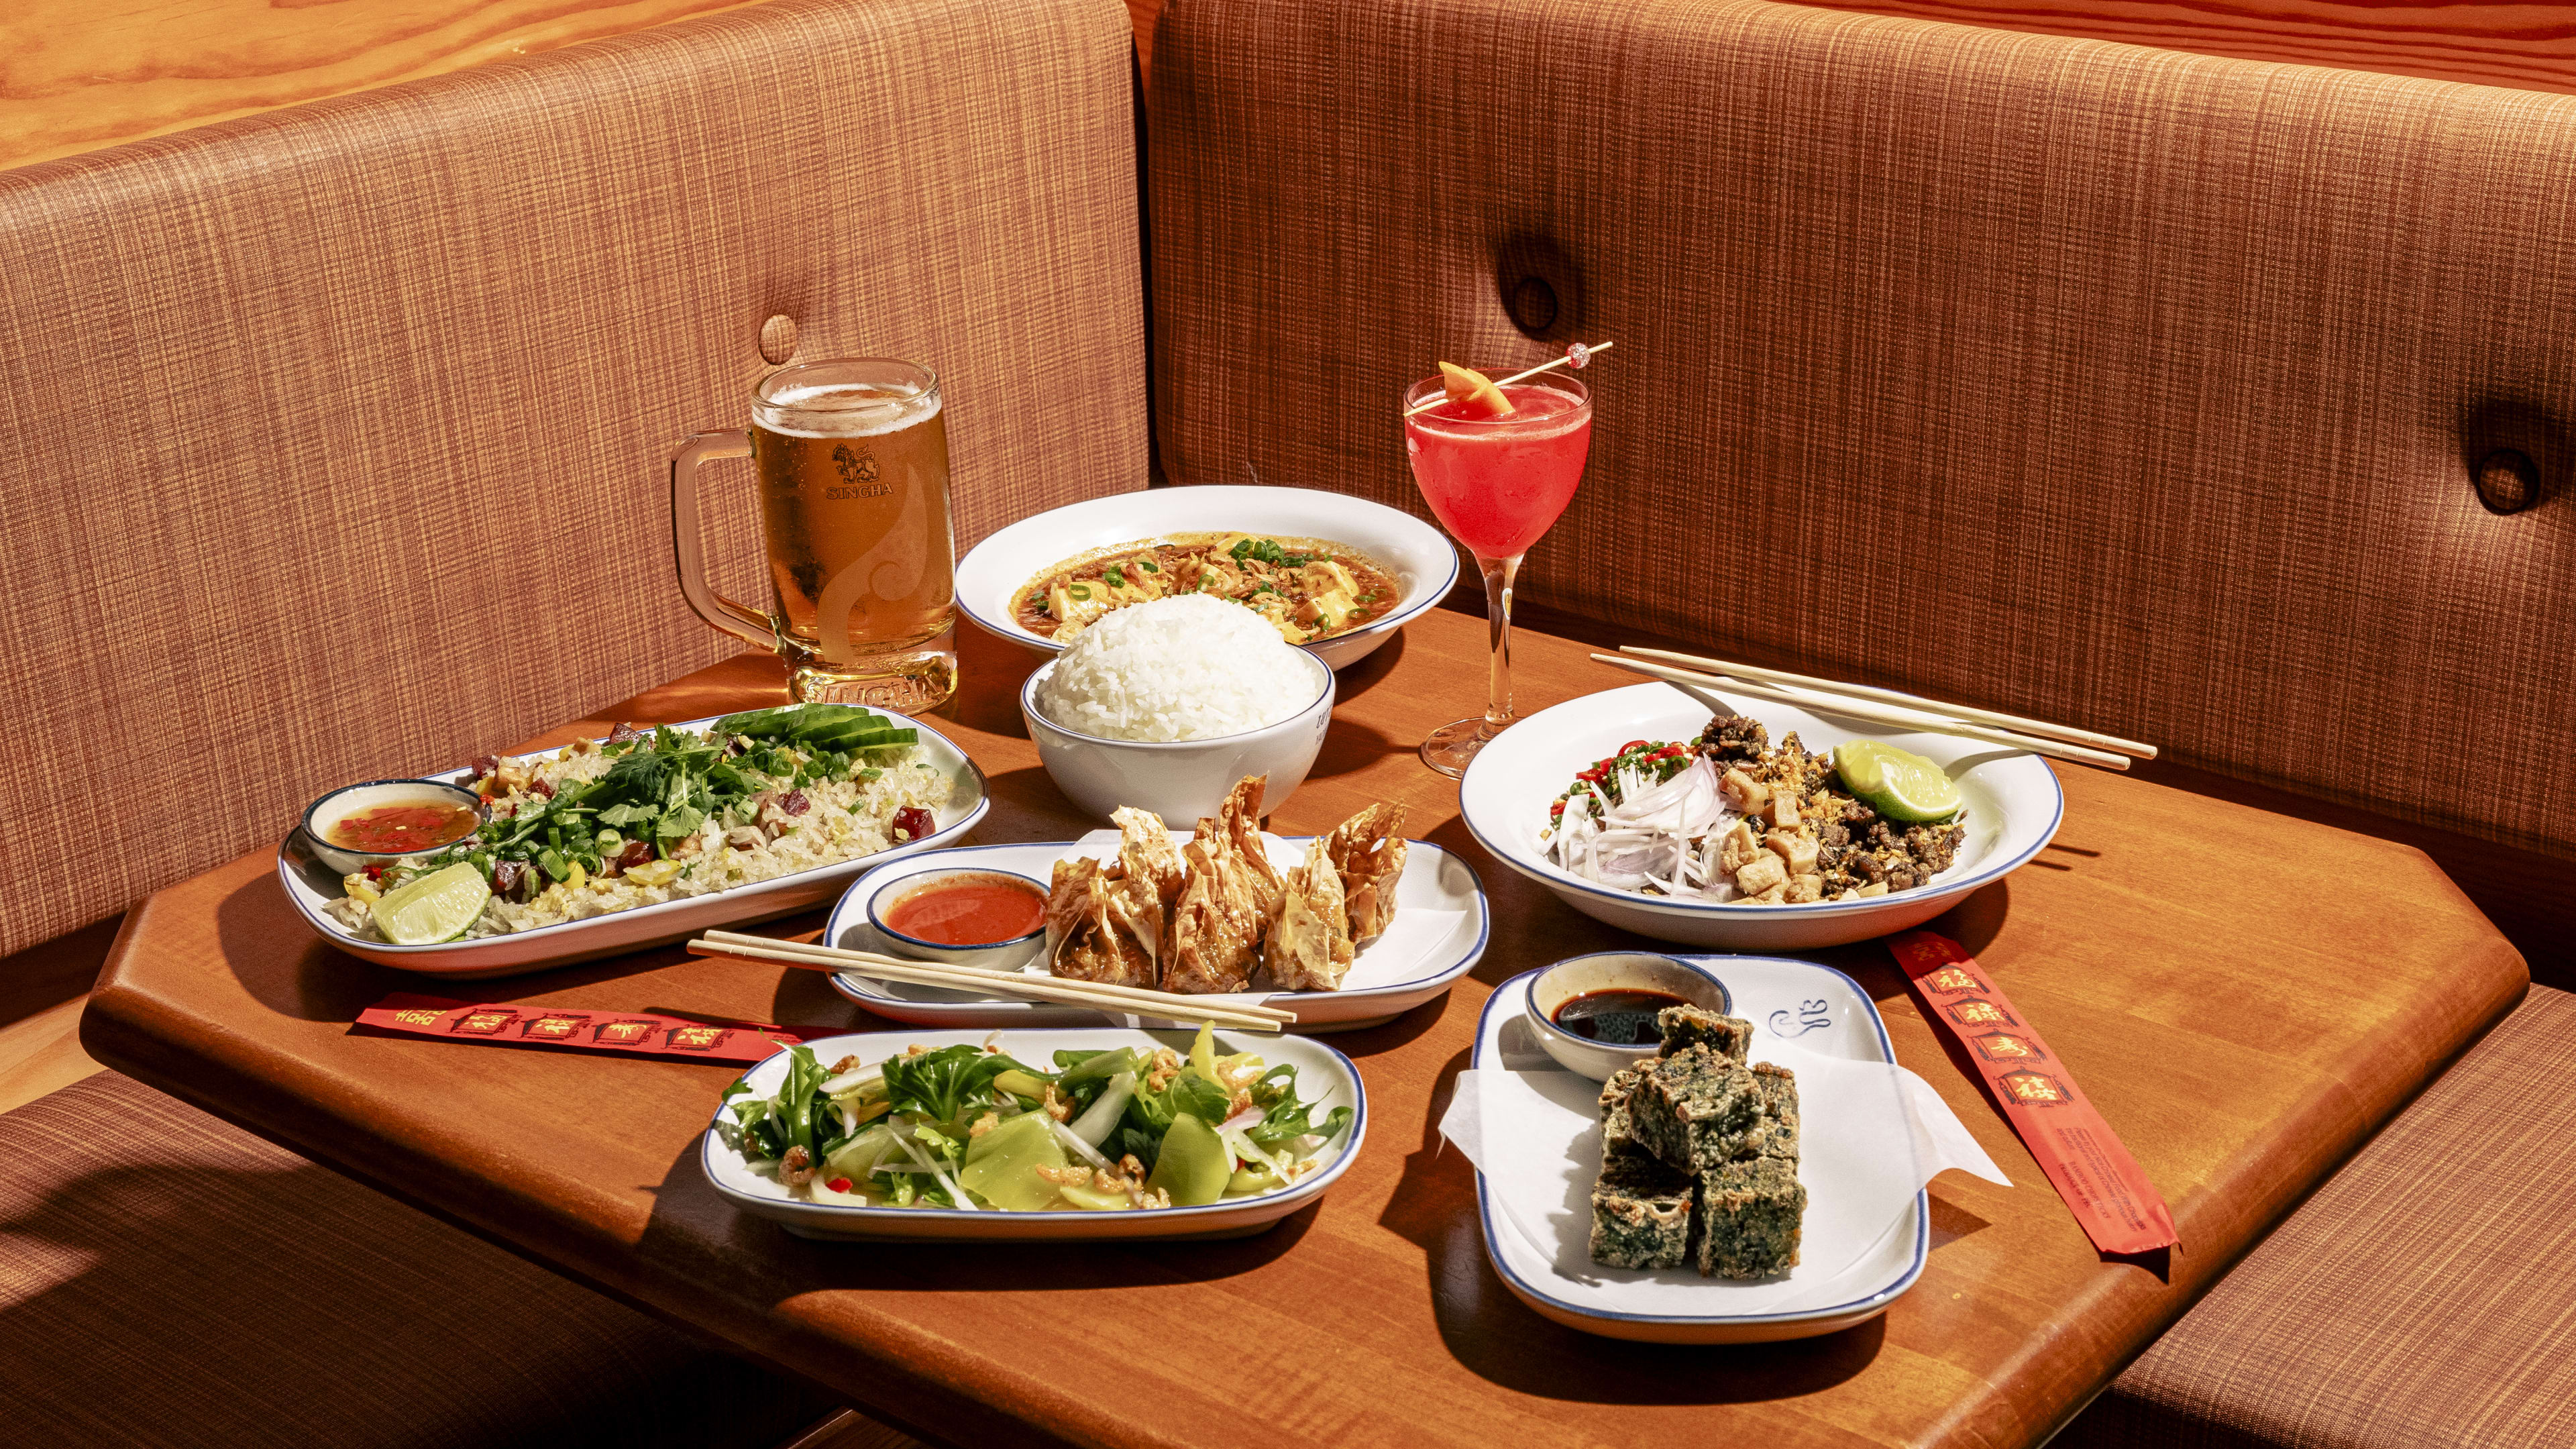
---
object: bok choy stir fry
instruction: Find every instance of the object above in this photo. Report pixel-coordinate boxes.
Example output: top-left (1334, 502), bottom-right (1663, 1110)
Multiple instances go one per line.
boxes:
top-left (720, 1028), bottom-right (1352, 1211)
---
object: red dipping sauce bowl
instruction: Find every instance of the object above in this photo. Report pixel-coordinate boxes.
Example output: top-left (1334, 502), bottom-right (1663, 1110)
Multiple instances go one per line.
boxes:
top-left (857, 861), bottom-right (1050, 970)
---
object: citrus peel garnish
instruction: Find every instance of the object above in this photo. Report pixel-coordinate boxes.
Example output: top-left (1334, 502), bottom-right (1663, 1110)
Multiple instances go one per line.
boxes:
top-left (1438, 362), bottom-right (1515, 418)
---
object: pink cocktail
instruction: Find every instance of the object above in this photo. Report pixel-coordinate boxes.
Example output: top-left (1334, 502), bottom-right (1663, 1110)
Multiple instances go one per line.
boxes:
top-left (1401, 373), bottom-right (1594, 776)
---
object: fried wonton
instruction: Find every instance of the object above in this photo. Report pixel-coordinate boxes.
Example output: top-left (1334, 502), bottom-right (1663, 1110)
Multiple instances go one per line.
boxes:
top-left (1112, 806), bottom-right (1187, 928)
top-left (1045, 855), bottom-right (1159, 988)
top-left (1264, 837), bottom-right (1354, 991)
top-left (1324, 802), bottom-right (1407, 941)
top-left (1165, 835), bottom-right (1273, 994)
top-left (1212, 775), bottom-right (1283, 922)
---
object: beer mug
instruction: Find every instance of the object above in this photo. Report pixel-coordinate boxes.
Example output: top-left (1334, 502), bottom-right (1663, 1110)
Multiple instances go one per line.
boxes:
top-left (670, 358), bottom-right (958, 710)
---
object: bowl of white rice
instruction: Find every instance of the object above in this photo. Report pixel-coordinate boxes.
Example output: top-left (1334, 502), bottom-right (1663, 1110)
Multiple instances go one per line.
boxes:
top-left (1022, 594), bottom-right (1336, 824)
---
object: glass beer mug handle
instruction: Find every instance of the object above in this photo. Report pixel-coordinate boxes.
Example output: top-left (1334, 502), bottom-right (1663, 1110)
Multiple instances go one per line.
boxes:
top-left (667, 429), bottom-right (777, 649)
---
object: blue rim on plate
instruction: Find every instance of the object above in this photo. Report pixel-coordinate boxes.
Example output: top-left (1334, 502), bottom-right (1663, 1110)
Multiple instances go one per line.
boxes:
top-left (1459, 762), bottom-right (2065, 920)
top-left (276, 710), bottom-right (992, 954)
top-left (698, 1028), bottom-right (1370, 1223)
top-left (1468, 962), bottom-right (1930, 1329)
top-left (821, 838), bottom-right (1491, 1014)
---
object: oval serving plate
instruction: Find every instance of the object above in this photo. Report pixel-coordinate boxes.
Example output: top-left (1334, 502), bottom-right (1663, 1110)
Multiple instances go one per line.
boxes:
top-left (824, 835), bottom-right (1487, 1032)
top-left (1468, 959), bottom-right (1927, 1344)
top-left (702, 1026), bottom-right (1366, 1240)
top-left (952, 484), bottom-right (1458, 671)
top-left (276, 710), bottom-right (990, 979)
top-left (1459, 683), bottom-right (2063, 951)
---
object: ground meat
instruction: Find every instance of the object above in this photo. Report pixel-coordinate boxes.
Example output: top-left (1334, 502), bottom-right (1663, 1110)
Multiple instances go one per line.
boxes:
top-left (1696, 713), bottom-right (1770, 765)
top-left (1904, 822), bottom-right (1965, 874)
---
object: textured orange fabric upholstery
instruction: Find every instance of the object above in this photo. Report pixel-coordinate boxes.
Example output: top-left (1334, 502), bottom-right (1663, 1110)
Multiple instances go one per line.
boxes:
top-left (2061, 985), bottom-right (2576, 1449)
top-left (1149, 0), bottom-right (2576, 863)
top-left (0, 0), bottom-right (1146, 962)
top-left (0, 1071), bottom-right (829, 1446)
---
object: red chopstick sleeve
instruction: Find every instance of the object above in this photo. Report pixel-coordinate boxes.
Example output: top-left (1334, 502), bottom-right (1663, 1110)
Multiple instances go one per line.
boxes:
top-left (1888, 932), bottom-right (2178, 1256)
top-left (355, 993), bottom-right (828, 1065)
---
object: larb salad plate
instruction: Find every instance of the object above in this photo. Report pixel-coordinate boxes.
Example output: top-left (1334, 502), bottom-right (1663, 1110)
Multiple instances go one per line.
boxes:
top-left (824, 834), bottom-right (1488, 1031)
top-left (1458, 683), bottom-right (2062, 950)
top-left (702, 1025), bottom-right (1366, 1240)
top-left (1464, 959), bottom-right (1928, 1343)
top-left (278, 709), bottom-right (990, 979)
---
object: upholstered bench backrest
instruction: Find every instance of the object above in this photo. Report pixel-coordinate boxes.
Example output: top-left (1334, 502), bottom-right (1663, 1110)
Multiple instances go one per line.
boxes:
top-left (0, 0), bottom-right (1145, 958)
top-left (1149, 0), bottom-right (2576, 859)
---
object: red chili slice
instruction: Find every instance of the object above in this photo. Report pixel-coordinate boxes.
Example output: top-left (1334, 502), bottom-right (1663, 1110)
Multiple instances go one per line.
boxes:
top-left (826, 1177), bottom-right (853, 1193)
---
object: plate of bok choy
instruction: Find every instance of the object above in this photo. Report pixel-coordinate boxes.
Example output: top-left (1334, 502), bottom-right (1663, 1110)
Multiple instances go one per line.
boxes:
top-left (700, 1024), bottom-right (1366, 1239)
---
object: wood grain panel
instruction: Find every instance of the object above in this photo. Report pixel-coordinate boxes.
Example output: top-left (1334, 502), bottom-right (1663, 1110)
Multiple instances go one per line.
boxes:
top-left (83, 609), bottom-right (2527, 1449)
top-left (1785, 0), bottom-right (2576, 97)
top-left (0, 0), bottom-right (771, 172)
top-left (17, 0), bottom-right (2561, 179)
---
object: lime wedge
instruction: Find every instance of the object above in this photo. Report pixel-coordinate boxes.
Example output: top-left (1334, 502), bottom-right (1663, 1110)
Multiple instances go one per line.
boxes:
top-left (372, 861), bottom-right (492, 945)
top-left (1833, 740), bottom-right (1962, 823)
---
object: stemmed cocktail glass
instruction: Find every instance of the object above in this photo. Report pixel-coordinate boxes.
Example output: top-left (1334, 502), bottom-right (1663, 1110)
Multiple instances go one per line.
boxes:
top-left (1401, 352), bottom-right (1599, 777)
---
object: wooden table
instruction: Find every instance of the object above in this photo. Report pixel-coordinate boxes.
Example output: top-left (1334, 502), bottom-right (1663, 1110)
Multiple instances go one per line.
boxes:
top-left (84, 609), bottom-right (2524, 1449)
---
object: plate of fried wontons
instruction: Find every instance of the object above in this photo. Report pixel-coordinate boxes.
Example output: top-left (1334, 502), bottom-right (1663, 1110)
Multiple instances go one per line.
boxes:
top-left (824, 777), bottom-right (1488, 1031)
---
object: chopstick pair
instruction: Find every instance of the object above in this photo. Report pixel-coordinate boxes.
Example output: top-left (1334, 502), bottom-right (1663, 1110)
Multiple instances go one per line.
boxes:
top-left (1594, 647), bottom-right (2155, 771)
top-left (688, 930), bottom-right (1295, 1033)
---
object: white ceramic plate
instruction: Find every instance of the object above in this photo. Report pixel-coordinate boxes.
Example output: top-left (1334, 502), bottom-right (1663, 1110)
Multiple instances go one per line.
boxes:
top-left (1458, 683), bottom-right (2063, 950)
top-left (1469, 959), bottom-right (1927, 1342)
top-left (952, 484), bottom-right (1458, 670)
top-left (826, 835), bottom-right (1488, 1031)
top-left (277, 711), bottom-right (991, 979)
top-left (701, 1026), bottom-right (1366, 1240)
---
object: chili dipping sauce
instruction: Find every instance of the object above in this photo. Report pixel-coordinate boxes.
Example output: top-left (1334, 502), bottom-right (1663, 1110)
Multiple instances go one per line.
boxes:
top-left (327, 801), bottom-right (480, 855)
top-left (884, 872), bottom-right (1046, 945)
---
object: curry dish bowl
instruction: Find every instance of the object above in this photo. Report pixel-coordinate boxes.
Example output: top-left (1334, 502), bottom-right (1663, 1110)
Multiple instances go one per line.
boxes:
top-left (953, 484), bottom-right (1457, 670)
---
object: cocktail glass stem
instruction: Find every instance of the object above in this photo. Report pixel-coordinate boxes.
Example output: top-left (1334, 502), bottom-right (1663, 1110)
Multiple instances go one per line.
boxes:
top-left (1480, 551), bottom-right (1519, 731)
top-left (1419, 551), bottom-right (1523, 777)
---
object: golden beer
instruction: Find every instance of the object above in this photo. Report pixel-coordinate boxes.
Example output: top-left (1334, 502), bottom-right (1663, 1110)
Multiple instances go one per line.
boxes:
top-left (670, 358), bottom-right (959, 710)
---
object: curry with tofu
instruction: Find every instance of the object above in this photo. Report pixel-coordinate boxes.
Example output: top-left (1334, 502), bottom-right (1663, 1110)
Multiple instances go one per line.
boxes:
top-left (1016, 533), bottom-right (1400, 646)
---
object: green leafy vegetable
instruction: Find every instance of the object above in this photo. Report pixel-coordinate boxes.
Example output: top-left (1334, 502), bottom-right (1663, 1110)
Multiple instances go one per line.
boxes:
top-left (881, 1045), bottom-right (1030, 1125)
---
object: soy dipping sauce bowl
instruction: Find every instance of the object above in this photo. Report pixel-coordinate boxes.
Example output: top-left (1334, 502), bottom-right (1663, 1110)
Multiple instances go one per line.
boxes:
top-left (1527, 952), bottom-right (1733, 1081)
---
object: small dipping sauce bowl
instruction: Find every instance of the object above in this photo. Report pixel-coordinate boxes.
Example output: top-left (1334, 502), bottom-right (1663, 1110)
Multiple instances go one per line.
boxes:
top-left (301, 778), bottom-right (484, 877)
top-left (858, 861), bottom-right (1050, 970)
top-left (1527, 952), bottom-right (1733, 1081)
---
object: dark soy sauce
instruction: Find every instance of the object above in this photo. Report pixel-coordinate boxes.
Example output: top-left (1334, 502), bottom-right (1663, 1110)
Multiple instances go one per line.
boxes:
top-left (1552, 989), bottom-right (1691, 1045)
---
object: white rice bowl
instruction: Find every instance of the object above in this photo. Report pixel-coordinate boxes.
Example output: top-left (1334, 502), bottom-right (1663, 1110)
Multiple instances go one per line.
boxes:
top-left (1034, 594), bottom-right (1318, 741)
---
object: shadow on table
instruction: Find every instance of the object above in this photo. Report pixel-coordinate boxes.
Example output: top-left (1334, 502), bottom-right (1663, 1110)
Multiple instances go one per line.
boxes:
top-left (1328, 627), bottom-right (1406, 702)
top-left (1376, 1045), bottom-right (1888, 1403)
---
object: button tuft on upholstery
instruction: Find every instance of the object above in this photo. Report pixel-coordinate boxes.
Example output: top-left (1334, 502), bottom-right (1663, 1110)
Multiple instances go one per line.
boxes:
top-left (758, 315), bottom-right (800, 366)
top-left (2473, 448), bottom-right (2540, 515)
top-left (1507, 277), bottom-right (1559, 334)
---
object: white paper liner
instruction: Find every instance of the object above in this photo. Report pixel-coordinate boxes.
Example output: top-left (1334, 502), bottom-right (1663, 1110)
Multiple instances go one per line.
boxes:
top-left (1440, 1032), bottom-right (2007, 1316)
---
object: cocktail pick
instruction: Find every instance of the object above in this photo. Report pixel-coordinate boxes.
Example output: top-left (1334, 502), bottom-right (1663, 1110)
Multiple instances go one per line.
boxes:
top-left (1403, 339), bottom-right (1615, 418)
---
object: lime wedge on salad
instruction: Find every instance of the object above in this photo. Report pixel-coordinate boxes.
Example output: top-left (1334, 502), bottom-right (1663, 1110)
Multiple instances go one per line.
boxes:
top-left (1832, 740), bottom-right (1962, 823)
top-left (372, 861), bottom-right (492, 945)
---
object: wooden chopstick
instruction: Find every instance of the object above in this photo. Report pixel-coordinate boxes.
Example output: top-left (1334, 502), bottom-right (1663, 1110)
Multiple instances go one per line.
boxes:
top-left (690, 931), bottom-right (1293, 1030)
top-left (1593, 653), bottom-right (2131, 771)
top-left (1620, 647), bottom-right (2157, 760)
top-left (699, 930), bottom-right (1298, 1021)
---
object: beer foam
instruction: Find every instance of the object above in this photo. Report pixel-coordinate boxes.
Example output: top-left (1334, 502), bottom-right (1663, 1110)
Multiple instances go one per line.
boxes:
top-left (757, 382), bottom-right (944, 439)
